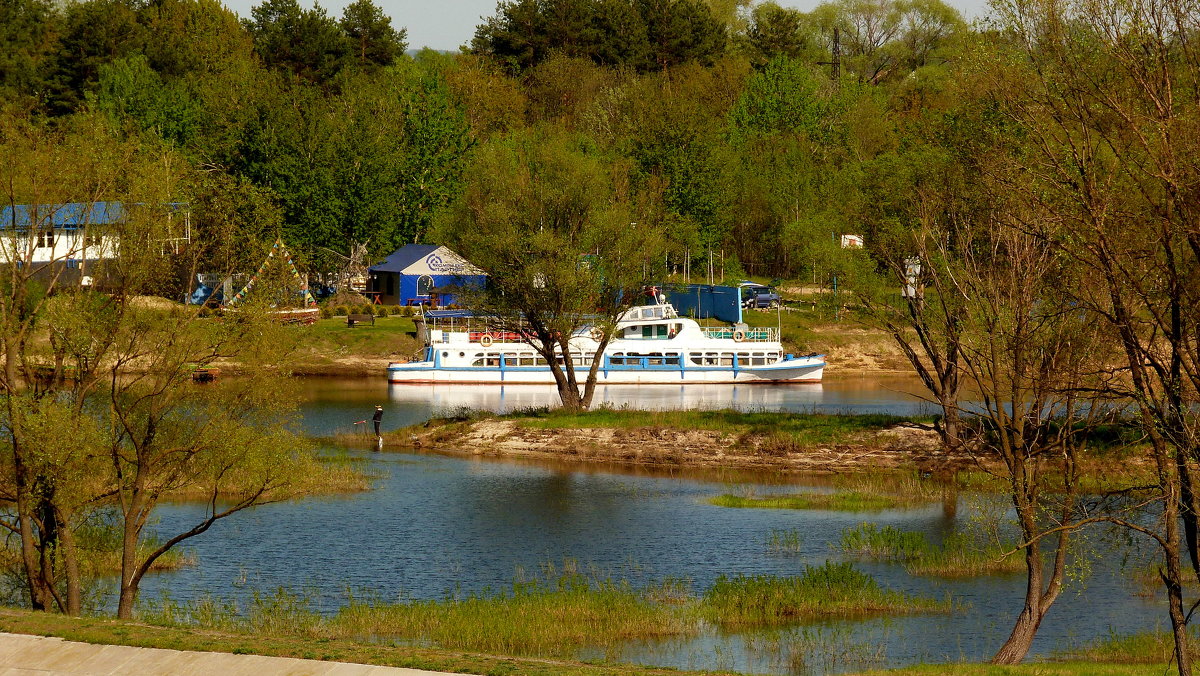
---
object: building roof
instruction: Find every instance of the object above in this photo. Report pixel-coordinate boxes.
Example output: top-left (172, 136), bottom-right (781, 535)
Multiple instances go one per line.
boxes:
top-left (0, 202), bottom-right (186, 230)
top-left (370, 244), bottom-right (440, 273)
top-left (370, 244), bottom-right (485, 277)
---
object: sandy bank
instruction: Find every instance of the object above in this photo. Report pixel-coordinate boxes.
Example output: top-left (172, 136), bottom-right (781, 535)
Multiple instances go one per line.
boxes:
top-left (398, 419), bottom-right (969, 474)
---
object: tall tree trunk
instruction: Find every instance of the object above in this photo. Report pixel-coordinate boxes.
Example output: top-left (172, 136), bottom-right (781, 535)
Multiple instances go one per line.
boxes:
top-left (992, 519), bottom-right (1046, 664)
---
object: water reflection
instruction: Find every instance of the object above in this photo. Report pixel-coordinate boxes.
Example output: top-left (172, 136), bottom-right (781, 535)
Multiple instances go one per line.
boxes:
top-left (299, 376), bottom-right (940, 440)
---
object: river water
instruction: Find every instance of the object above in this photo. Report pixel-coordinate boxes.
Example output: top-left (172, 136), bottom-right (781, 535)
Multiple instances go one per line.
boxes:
top-left (141, 377), bottom-right (1166, 675)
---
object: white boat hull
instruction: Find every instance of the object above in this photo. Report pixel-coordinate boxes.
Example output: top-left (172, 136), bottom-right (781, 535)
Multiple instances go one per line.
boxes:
top-left (388, 357), bottom-right (824, 385)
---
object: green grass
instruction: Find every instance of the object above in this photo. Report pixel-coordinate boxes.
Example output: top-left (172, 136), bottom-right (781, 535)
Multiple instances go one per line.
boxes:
top-left (295, 316), bottom-right (423, 365)
top-left (699, 561), bottom-right (951, 627)
top-left (839, 523), bottom-right (1023, 577)
top-left (711, 491), bottom-right (903, 511)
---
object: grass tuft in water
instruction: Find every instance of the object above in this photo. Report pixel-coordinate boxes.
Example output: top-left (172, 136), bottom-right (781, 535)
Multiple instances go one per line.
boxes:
top-left (699, 561), bottom-right (950, 627)
top-left (711, 491), bottom-right (902, 511)
top-left (765, 529), bottom-right (803, 555)
top-left (839, 523), bottom-right (1023, 577)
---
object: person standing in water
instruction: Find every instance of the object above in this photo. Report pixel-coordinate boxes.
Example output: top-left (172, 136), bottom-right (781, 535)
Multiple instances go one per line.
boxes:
top-left (372, 405), bottom-right (383, 442)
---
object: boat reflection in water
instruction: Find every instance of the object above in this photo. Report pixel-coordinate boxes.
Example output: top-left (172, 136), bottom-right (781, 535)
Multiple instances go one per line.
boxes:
top-left (386, 379), bottom-right (938, 417)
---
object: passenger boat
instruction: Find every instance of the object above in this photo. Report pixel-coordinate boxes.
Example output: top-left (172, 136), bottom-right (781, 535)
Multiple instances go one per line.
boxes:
top-left (387, 301), bottom-right (825, 385)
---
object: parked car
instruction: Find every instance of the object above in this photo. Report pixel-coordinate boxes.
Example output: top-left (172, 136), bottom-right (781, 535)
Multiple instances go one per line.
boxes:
top-left (739, 283), bottom-right (781, 309)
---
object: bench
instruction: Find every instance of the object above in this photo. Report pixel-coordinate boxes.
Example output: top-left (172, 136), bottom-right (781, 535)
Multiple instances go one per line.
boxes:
top-left (346, 313), bottom-right (375, 327)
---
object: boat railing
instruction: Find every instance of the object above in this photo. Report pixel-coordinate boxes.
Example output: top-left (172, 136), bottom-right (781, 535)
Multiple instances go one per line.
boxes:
top-left (700, 327), bottom-right (778, 342)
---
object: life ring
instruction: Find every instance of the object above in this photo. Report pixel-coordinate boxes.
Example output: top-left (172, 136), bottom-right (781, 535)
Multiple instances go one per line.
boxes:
top-left (732, 330), bottom-right (745, 342)
top-left (590, 328), bottom-right (604, 341)
top-left (479, 334), bottom-right (493, 347)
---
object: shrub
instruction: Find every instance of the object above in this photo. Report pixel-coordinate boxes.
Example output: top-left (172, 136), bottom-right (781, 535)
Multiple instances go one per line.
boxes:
top-left (334, 305), bottom-right (348, 317)
top-left (373, 304), bottom-right (387, 317)
top-left (401, 305), bottom-right (414, 317)
top-left (319, 306), bottom-right (333, 319)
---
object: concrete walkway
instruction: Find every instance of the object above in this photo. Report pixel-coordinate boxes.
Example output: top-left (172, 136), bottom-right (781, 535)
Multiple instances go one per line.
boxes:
top-left (0, 632), bottom-right (463, 675)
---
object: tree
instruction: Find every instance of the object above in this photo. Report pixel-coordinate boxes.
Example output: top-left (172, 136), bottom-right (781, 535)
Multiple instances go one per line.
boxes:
top-left (983, 0), bottom-right (1200, 669)
top-left (638, 0), bottom-right (727, 70)
top-left (246, 0), bottom-right (348, 85)
top-left (340, 0), bottom-right (406, 71)
top-left (746, 2), bottom-right (813, 65)
top-left (0, 111), bottom-right (312, 617)
top-left (435, 131), bottom-right (664, 410)
top-left (0, 0), bottom-right (60, 102)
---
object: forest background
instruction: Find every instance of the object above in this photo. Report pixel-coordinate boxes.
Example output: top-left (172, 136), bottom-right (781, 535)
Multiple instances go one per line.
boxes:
top-left (1, 0), bottom-right (975, 285)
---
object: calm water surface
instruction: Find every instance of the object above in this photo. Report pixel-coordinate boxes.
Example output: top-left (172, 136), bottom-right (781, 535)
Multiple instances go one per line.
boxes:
top-left (140, 377), bottom-right (1164, 675)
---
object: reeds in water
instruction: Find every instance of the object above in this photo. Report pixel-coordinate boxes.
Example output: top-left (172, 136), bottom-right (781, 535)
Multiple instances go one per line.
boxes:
top-left (765, 528), bottom-right (804, 554)
top-left (710, 491), bottom-right (902, 511)
top-left (331, 568), bottom-right (693, 658)
top-left (839, 522), bottom-right (1023, 577)
top-left (699, 561), bottom-right (950, 627)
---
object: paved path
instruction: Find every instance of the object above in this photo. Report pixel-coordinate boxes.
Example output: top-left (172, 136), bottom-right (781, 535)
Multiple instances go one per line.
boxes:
top-left (0, 632), bottom-right (463, 675)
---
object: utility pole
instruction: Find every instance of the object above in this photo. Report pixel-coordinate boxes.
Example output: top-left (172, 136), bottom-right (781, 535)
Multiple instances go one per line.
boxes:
top-left (817, 27), bottom-right (841, 87)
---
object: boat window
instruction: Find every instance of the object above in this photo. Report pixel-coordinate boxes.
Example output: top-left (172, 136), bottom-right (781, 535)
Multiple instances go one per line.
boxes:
top-left (720, 353), bottom-right (733, 366)
top-left (441, 351), bottom-right (448, 358)
top-left (471, 356), bottom-right (485, 366)
top-left (519, 354), bottom-right (535, 366)
top-left (642, 325), bottom-right (653, 339)
top-left (504, 356), bottom-right (518, 366)
top-left (665, 356), bottom-right (680, 366)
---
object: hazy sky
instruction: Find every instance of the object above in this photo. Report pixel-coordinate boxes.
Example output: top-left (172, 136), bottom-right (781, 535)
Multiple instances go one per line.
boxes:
top-left (222, 0), bottom-right (995, 52)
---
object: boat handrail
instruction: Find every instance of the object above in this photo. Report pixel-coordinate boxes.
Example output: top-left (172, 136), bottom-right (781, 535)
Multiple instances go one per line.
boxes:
top-left (700, 326), bottom-right (778, 342)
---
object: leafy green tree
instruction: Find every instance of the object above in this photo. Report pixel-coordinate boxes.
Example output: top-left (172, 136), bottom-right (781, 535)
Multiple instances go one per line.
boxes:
top-left (340, 0), bottom-right (406, 71)
top-left (92, 55), bottom-right (204, 147)
top-left (435, 130), bottom-right (664, 410)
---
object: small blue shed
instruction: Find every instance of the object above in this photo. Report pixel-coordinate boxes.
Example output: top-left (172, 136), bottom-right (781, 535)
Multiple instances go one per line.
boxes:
top-left (367, 244), bottom-right (486, 306)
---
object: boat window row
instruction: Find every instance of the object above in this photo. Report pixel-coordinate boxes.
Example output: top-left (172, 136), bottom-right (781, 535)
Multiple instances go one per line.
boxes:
top-left (689, 351), bottom-right (779, 366)
top-left (607, 351), bottom-right (780, 366)
top-left (469, 352), bottom-right (592, 367)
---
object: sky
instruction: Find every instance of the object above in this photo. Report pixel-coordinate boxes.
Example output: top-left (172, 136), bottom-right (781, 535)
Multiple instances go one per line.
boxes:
top-left (221, 0), bottom-right (995, 52)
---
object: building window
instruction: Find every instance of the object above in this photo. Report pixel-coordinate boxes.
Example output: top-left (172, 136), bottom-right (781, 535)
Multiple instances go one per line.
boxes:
top-left (36, 230), bottom-right (54, 249)
top-left (417, 275), bottom-right (434, 296)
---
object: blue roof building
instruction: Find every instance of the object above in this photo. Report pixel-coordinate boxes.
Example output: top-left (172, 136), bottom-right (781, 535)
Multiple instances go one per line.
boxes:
top-left (367, 244), bottom-right (486, 306)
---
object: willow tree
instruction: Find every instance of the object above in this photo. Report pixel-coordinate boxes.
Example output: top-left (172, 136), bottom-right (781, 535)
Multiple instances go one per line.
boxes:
top-left (435, 130), bottom-right (664, 410)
